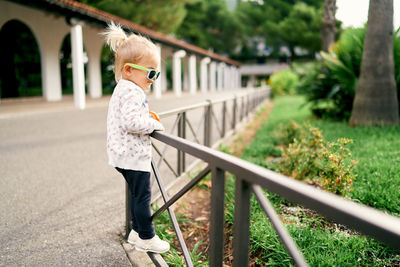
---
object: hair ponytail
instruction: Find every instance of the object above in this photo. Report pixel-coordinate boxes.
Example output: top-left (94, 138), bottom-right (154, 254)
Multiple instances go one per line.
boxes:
top-left (102, 21), bottom-right (159, 82)
top-left (102, 22), bottom-right (128, 52)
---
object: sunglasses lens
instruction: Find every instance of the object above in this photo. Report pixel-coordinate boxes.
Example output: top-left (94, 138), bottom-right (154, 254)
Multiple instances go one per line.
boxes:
top-left (148, 70), bottom-right (160, 80)
top-left (148, 70), bottom-right (156, 79)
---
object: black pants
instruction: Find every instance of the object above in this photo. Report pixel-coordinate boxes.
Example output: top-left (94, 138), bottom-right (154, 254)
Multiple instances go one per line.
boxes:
top-left (116, 167), bottom-right (155, 240)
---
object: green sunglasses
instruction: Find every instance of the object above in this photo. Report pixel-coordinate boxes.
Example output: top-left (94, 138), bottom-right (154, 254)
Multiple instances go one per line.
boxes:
top-left (125, 63), bottom-right (160, 80)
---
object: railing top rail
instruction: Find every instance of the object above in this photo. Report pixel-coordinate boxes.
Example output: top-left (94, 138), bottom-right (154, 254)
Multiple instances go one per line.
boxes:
top-left (157, 88), bottom-right (266, 118)
top-left (151, 131), bottom-right (400, 249)
top-left (158, 101), bottom-right (210, 118)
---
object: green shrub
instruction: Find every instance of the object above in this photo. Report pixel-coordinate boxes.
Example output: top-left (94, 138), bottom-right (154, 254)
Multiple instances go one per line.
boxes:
top-left (300, 26), bottom-right (400, 120)
top-left (299, 27), bottom-right (365, 120)
top-left (276, 121), bottom-right (357, 196)
top-left (276, 120), bottom-right (303, 146)
top-left (269, 69), bottom-right (299, 96)
top-left (318, 138), bottom-right (357, 195)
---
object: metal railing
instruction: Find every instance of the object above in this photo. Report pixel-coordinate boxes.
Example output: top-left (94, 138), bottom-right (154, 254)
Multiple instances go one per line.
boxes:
top-left (149, 131), bottom-right (400, 266)
top-left (153, 88), bottom-right (269, 179)
top-left (125, 87), bottom-right (400, 266)
top-left (124, 88), bottom-right (270, 265)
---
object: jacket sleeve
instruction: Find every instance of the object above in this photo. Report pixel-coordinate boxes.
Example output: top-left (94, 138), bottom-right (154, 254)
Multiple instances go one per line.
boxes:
top-left (120, 91), bottom-right (164, 134)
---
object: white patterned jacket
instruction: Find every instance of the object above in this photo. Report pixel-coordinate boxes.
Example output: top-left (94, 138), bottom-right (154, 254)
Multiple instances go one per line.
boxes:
top-left (107, 79), bottom-right (164, 172)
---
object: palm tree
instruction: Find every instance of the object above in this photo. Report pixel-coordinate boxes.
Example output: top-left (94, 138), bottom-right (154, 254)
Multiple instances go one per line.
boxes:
top-left (349, 0), bottom-right (399, 125)
top-left (321, 0), bottom-right (336, 52)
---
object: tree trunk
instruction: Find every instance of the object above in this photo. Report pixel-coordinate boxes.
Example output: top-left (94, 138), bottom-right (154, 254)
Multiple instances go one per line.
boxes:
top-left (321, 0), bottom-right (336, 52)
top-left (349, 0), bottom-right (399, 126)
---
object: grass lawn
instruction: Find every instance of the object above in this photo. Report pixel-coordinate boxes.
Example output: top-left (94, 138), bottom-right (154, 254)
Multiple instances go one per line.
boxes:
top-left (154, 95), bottom-right (400, 266)
top-left (225, 95), bottom-right (400, 266)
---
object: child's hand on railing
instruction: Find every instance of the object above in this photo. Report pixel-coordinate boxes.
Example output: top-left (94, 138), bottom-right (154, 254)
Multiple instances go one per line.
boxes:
top-left (150, 111), bottom-right (164, 132)
top-left (149, 111), bottom-right (160, 122)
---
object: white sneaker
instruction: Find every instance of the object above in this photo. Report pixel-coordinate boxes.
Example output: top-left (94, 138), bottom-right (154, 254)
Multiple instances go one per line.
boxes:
top-left (135, 235), bottom-right (170, 253)
top-left (127, 230), bottom-right (139, 245)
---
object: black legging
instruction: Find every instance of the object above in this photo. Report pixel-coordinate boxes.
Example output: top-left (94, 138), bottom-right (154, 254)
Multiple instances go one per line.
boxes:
top-left (116, 167), bottom-right (155, 240)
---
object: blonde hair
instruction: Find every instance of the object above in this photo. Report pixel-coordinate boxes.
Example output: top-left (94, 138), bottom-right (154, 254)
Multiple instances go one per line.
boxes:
top-left (102, 22), bottom-right (158, 82)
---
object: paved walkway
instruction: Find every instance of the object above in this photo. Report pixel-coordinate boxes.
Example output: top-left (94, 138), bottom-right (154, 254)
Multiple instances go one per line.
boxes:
top-left (0, 89), bottom-right (247, 266)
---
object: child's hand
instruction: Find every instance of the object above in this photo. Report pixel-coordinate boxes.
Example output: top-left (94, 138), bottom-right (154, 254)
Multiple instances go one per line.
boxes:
top-left (150, 111), bottom-right (164, 132)
top-left (154, 123), bottom-right (165, 132)
top-left (149, 111), bottom-right (160, 122)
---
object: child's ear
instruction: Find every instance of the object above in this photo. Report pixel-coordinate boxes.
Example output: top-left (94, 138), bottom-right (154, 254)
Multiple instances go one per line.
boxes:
top-left (123, 64), bottom-right (132, 75)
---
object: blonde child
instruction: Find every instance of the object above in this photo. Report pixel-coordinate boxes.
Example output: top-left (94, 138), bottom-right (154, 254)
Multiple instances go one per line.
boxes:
top-left (103, 23), bottom-right (169, 253)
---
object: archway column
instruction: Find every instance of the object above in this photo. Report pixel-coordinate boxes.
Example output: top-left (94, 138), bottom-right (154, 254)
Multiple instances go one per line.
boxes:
top-left (39, 42), bottom-right (62, 101)
top-left (233, 66), bottom-right (239, 89)
top-left (71, 22), bottom-right (86, 109)
top-left (172, 50), bottom-right (186, 97)
top-left (217, 62), bottom-right (224, 91)
top-left (188, 55), bottom-right (197, 95)
top-left (209, 61), bottom-right (217, 92)
top-left (227, 66), bottom-right (233, 89)
top-left (200, 57), bottom-right (210, 93)
top-left (238, 68), bottom-right (242, 88)
top-left (183, 57), bottom-right (189, 92)
top-left (224, 64), bottom-right (230, 90)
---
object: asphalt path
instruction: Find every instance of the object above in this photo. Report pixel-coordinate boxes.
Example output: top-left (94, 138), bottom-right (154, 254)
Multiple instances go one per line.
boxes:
top-left (0, 89), bottom-right (246, 266)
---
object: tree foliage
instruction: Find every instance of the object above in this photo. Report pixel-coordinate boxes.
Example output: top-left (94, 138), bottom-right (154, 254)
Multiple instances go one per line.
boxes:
top-left (277, 3), bottom-right (322, 53)
top-left (77, 0), bottom-right (330, 61)
top-left (175, 0), bottom-right (244, 56)
top-left (236, 0), bottom-right (324, 60)
top-left (77, 0), bottom-right (193, 34)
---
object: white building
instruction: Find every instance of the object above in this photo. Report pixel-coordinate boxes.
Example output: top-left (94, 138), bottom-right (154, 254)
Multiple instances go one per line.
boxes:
top-left (0, 0), bottom-right (242, 109)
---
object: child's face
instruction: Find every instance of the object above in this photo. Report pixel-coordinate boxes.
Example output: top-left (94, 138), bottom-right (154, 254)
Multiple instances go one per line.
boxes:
top-left (123, 55), bottom-right (159, 91)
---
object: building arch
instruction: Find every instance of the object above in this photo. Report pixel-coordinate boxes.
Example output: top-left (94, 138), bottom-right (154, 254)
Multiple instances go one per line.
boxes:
top-left (0, 1), bottom-right (70, 101)
top-left (0, 19), bottom-right (41, 99)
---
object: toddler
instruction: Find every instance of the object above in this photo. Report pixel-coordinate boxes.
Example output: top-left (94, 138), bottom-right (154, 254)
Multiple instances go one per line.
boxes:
top-left (103, 22), bottom-right (169, 253)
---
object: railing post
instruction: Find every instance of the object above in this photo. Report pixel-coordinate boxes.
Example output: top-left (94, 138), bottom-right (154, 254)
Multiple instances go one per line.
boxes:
top-left (222, 101), bottom-right (227, 137)
top-left (209, 167), bottom-right (225, 267)
top-left (151, 160), bottom-right (194, 267)
top-left (232, 96), bottom-right (237, 130)
top-left (125, 183), bottom-right (132, 239)
top-left (177, 112), bottom-right (186, 175)
top-left (204, 101), bottom-right (212, 147)
top-left (232, 178), bottom-right (251, 267)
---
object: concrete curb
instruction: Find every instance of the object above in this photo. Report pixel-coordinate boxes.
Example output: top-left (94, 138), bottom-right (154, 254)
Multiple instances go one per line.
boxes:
top-left (122, 242), bottom-right (169, 267)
